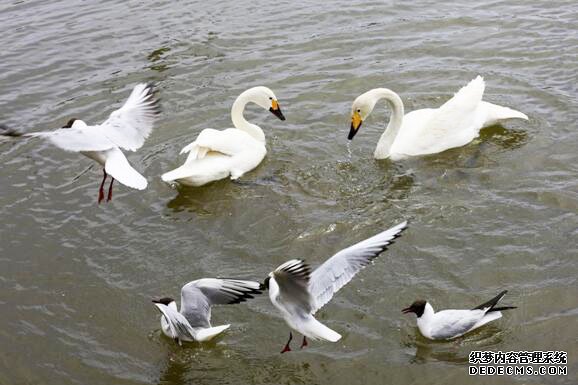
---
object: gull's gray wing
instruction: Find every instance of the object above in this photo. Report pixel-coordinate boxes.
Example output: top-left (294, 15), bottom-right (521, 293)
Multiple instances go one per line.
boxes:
top-left (183, 278), bottom-right (262, 305)
top-left (429, 309), bottom-right (485, 339)
top-left (309, 221), bottom-right (408, 314)
top-left (179, 278), bottom-right (262, 327)
top-left (272, 259), bottom-right (313, 314)
top-left (99, 83), bottom-right (160, 151)
top-left (153, 303), bottom-right (196, 345)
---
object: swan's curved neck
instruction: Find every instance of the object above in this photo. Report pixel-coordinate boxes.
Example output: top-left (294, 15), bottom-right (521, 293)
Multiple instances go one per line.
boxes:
top-left (231, 94), bottom-right (265, 143)
top-left (371, 89), bottom-right (404, 159)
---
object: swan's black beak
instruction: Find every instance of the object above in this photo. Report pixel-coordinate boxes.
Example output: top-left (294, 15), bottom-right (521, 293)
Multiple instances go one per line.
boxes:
top-left (348, 111), bottom-right (362, 140)
top-left (348, 122), bottom-right (362, 140)
top-left (269, 100), bottom-right (286, 121)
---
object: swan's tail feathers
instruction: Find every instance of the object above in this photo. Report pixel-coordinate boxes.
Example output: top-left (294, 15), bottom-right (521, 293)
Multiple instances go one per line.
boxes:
top-left (194, 324), bottom-right (230, 342)
top-left (481, 101), bottom-right (528, 127)
top-left (304, 317), bottom-right (342, 342)
top-left (104, 148), bottom-right (147, 190)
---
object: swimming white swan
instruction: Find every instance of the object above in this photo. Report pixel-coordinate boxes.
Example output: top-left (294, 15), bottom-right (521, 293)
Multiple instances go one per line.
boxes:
top-left (0, 83), bottom-right (160, 203)
top-left (348, 76), bottom-right (528, 160)
top-left (161, 86), bottom-right (285, 186)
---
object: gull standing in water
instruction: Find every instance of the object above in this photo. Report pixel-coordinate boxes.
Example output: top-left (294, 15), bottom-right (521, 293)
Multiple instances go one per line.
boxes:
top-left (152, 278), bottom-right (262, 345)
top-left (263, 221), bottom-right (408, 352)
top-left (402, 290), bottom-right (516, 340)
top-left (0, 83), bottom-right (160, 203)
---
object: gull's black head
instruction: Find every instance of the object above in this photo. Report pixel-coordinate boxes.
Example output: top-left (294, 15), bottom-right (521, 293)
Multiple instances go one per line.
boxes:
top-left (63, 118), bottom-right (78, 128)
top-left (262, 276), bottom-right (271, 290)
top-left (402, 300), bottom-right (427, 317)
top-left (152, 297), bottom-right (174, 306)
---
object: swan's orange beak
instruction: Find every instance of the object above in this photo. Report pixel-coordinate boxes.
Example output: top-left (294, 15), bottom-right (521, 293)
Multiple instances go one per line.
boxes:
top-left (269, 99), bottom-right (286, 121)
top-left (348, 111), bottom-right (362, 140)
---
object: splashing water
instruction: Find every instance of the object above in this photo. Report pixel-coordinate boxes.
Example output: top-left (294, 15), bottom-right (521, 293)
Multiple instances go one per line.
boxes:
top-left (346, 140), bottom-right (353, 160)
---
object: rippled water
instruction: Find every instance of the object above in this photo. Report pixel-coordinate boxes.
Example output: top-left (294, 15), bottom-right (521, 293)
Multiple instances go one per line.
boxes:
top-left (1, 1), bottom-right (577, 384)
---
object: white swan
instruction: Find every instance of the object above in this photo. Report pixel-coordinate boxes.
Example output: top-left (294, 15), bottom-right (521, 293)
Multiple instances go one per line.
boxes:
top-left (348, 76), bottom-right (528, 160)
top-left (0, 83), bottom-right (160, 203)
top-left (161, 86), bottom-right (285, 186)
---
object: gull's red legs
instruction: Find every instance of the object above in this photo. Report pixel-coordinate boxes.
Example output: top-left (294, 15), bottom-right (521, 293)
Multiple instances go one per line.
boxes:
top-left (107, 177), bottom-right (114, 202)
top-left (281, 332), bottom-right (293, 353)
top-left (98, 170), bottom-right (108, 204)
top-left (300, 336), bottom-right (308, 349)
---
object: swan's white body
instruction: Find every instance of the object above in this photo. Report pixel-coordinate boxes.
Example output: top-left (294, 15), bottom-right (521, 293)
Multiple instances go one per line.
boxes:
top-left (349, 76), bottom-right (528, 160)
top-left (161, 86), bottom-right (284, 186)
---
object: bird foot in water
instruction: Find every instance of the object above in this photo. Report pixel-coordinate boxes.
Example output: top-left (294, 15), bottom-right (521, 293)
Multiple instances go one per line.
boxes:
top-left (280, 332), bottom-right (293, 353)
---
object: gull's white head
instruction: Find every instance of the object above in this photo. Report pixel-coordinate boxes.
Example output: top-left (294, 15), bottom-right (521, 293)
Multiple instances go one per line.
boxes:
top-left (348, 89), bottom-right (382, 140)
top-left (241, 86), bottom-right (286, 121)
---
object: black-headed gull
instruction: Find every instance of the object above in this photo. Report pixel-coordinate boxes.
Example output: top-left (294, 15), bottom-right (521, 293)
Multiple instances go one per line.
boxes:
top-left (1, 83), bottom-right (160, 203)
top-left (152, 278), bottom-right (262, 345)
top-left (402, 290), bottom-right (516, 340)
top-left (263, 221), bottom-right (408, 353)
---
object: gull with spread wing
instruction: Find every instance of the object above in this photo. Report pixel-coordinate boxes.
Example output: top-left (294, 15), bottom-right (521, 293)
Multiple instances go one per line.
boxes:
top-left (263, 221), bottom-right (408, 352)
top-left (0, 83), bottom-right (160, 203)
top-left (152, 278), bottom-right (262, 345)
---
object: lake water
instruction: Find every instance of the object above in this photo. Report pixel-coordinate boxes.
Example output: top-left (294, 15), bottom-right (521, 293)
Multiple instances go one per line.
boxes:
top-left (0, 1), bottom-right (576, 384)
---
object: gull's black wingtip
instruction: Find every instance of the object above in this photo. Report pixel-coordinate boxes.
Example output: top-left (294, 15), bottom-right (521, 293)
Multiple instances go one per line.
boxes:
top-left (473, 290), bottom-right (511, 311)
top-left (142, 82), bottom-right (161, 115)
top-left (491, 306), bottom-right (517, 312)
top-left (0, 124), bottom-right (23, 137)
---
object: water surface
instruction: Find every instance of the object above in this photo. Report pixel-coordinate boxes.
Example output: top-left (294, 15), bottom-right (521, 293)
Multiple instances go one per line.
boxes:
top-left (0, 1), bottom-right (577, 384)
